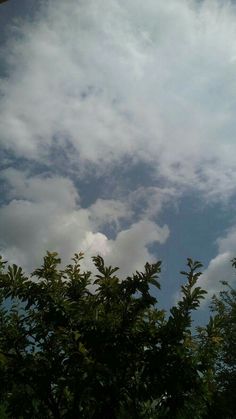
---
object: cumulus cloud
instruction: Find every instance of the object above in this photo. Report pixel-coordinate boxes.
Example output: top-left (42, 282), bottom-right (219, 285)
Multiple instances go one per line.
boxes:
top-left (1, 0), bottom-right (236, 197)
top-left (105, 219), bottom-right (169, 276)
top-left (88, 198), bottom-right (133, 231)
top-left (0, 171), bottom-right (169, 274)
top-left (2, 0), bottom-right (236, 287)
top-left (2, 168), bottom-right (79, 208)
top-left (199, 226), bottom-right (236, 298)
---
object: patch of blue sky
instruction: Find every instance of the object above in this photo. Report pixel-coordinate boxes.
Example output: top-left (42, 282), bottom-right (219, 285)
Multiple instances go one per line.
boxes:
top-left (0, 0), bottom-right (37, 45)
top-left (151, 194), bottom-right (233, 291)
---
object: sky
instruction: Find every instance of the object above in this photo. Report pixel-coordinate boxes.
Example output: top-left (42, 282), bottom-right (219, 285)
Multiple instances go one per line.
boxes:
top-left (1, 0), bottom-right (236, 319)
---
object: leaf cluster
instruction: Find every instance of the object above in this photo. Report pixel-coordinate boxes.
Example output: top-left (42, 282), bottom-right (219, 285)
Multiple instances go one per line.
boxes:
top-left (0, 253), bottom-right (221, 418)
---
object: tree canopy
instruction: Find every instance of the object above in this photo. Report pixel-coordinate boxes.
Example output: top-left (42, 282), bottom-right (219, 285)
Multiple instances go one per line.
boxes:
top-left (207, 263), bottom-right (236, 419)
top-left (0, 251), bottom-right (234, 418)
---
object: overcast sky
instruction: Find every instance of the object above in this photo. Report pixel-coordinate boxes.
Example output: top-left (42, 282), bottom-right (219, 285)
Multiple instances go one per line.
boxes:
top-left (1, 0), bottom-right (236, 317)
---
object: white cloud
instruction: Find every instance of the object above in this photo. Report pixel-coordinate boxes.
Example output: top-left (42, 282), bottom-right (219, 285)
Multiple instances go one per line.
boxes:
top-left (199, 252), bottom-right (234, 297)
top-left (128, 186), bottom-right (178, 218)
top-left (105, 219), bottom-right (169, 276)
top-left (1, 0), bottom-right (236, 197)
top-left (199, 226), bottom-right (236, 298)
top-left (2, 168), bottom-right (79, 208)
top-left (2, 0), bottom-right (236, 289)
top-left (0, 171), bottom-right (169, 275)
top-left (89, 198), bottom-right (133, 231)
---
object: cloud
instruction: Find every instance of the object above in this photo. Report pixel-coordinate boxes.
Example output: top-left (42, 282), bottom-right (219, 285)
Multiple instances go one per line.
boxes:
top-left (128, 186), bottom-right (178, 218)
top-left (105, 218), bottom-right (169, 276)
top-left (1, 0), bottom-right (236, 197)
top-left (0, 171), bottom-right (169, 275)
top-left (89, 198), bottom-right (133, 231)
top-left (199, 226), bottom-right (236, 297)
top-left (1, 0), bottom-right (236, 288)
top-left (2, 168), bottom-right (79, 208)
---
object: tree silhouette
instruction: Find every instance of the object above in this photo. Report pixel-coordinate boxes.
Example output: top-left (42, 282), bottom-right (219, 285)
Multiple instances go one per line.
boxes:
top-left (0, 252), bottom-right (221, 418)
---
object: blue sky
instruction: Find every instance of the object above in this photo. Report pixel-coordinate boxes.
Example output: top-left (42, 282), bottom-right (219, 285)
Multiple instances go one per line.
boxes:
top-left (1, 0), bottom-right (236, 318)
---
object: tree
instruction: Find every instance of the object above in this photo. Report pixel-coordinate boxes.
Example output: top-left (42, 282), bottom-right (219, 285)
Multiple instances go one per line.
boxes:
top-left (0, 252), bottom-right (220, 418)
top-left (207, 259), bottom-right (236, 418)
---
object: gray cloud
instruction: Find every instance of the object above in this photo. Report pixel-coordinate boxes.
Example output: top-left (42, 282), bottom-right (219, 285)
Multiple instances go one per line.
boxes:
top-left (0, 171), bottom-right (168, 273)
top-left (1, 0), bottom-right (236, 276)
top-left (1, 0), bottom-right (236, 196)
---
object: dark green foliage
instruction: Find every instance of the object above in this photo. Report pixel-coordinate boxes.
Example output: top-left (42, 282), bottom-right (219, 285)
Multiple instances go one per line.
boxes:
top-left (0, 252), bottom-right (221, 418)
top-left (208, 262), bottom-right (236, 419)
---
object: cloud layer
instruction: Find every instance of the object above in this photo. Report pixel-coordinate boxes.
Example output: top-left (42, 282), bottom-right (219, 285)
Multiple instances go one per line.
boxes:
top-left (0, 170), bottom-right (169, 274)
top-left (1, 0), bottom-right (236, 290)
top-left (1, 0), bottom-right (236, 196)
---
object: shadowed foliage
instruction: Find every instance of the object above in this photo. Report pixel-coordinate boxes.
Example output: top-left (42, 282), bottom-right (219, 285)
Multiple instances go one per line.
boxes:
top-left (207, 260), bottom-right (236, 419)
top-left (0, 252), bottom-right (228, 418)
